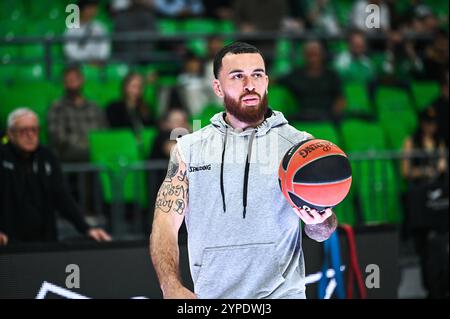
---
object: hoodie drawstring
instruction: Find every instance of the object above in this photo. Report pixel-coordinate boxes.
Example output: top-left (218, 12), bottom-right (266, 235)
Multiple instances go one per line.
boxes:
top-left (219, 127), bottom-right (257, 219)
top-left (242, 129), bottom-right (257, 219)
top-left (220, 126), bottom-right (228, 212)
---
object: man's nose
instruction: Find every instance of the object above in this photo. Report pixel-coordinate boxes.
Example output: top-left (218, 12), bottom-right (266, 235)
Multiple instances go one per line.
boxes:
top-left (243, 77), bottom-right (255, 92)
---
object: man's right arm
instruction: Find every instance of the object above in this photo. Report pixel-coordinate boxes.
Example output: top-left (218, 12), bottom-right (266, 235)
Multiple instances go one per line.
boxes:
top-left (149, 144), bottom-right (196, 299)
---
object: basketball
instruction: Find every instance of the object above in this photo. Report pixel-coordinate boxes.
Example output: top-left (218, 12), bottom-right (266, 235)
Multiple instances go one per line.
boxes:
top-left (278, 138), bottom-right (352, 212)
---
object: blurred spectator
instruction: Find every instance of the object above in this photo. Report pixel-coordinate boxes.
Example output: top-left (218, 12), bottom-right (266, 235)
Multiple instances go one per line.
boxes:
top-left (418, 29), bottom-right (449, 81)
top-left (111, 0), bottom-right (156, 63)
top-left (154, 0), bottom-right (204, 18)
top-left (233, 0), bottom-right (287, 63)
top-left (402, 107), bottom-right (448, 299)
top-left (402, 0), bottom-right (440, 35)
top-left (47, 66), bottom-right (108, 163)
top-left (0, 108), bottom-right (111, 246)
top-left (176, 52), bottom-right (212, 116)
top-left (402, 108), bottom-right (447, 182)
top-left (350, 0), bottom-right (391, 34)
top-left (150, 108), bottom-right (191, 161)
top-left (334, 30), bottom-right (376, 83)
top-left (378, 30), bottom-right (423, 85)
top-left (106, 72), bottom-right (155, 133)
top-left (233, 0), bottom-right (286, 32)
top-left (302, 0), bottom-right (341, 35)
top-left (425, 71), bottom-right (449, 147)
top-left (64, 0), bottom-right (111, 64)
top-left (203, 0), bottom-right (233, 20)
top-left (279, 40), bottom-right (345, 122)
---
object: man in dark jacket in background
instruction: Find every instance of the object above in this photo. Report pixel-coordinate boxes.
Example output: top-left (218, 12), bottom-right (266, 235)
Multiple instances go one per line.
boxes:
top-left (0, 108), bottom-right (111, 246)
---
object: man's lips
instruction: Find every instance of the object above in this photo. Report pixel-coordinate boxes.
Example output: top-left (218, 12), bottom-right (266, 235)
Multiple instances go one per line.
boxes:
top-left (241, 95), bottom-right (260, 105)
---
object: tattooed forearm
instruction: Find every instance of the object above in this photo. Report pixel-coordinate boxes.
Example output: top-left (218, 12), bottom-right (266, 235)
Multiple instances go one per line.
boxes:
top-left (304, 213), bottom-right (337, 242)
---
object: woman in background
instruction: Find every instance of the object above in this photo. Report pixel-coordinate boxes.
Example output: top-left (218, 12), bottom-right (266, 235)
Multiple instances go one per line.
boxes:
top-left (106, 72), bottom-right (155, 133)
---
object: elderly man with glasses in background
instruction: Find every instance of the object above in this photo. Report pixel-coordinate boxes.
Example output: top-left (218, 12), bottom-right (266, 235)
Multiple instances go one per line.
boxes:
top-left (0, 108), bottom-right (111, 246)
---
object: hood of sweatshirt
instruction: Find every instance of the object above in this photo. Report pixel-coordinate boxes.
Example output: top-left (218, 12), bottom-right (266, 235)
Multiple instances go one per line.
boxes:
top-left (207, 108), bottom-right (289, 218)
top-left (209, 108), bottom-right (289, 137)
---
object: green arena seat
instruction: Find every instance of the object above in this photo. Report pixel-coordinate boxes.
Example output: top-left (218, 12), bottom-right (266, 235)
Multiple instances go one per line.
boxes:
top-left (411, 81), bottom-right (440, 111)
top-left (139, 127), bottom-right (158, 159)
top-left (343, 82), bottom-right (373, 116)
top-left (84, 80), bottom-right (121, 108)
top-left (156, 19), bottom-right (180, 34)
top-left (182, 19), bottom-right (219, 57)
top-left (89, 129), bottom-right (148, 207)
top-left (375, 86), bottom-right (417, 150)
top-left (341, 119), bottom-right (403, 225)
top-left (268, 85), bottom-right (298, 119)
top-left (291, 121), bottom-right (341, 144)
top-left (193, 103), bottom-right (223, 128)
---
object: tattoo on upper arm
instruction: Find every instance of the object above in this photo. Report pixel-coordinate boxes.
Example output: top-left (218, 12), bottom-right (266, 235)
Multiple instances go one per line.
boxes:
top-left (155, 146), bottom-right (188, 215)
top-left (166, 155), bottom-right (179, 180)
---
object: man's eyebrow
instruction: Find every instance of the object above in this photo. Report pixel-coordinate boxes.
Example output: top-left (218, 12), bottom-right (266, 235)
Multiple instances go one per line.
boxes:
top-left (228, 68), bottom-right (266, 74)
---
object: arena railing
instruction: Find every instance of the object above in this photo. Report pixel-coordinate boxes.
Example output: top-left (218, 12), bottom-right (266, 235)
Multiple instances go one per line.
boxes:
top-left (59, 149), bottom-right (448, 240)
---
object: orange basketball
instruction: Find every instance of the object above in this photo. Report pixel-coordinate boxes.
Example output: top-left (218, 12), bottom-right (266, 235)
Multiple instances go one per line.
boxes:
top-left (278, 139), bottom-right (352, 212)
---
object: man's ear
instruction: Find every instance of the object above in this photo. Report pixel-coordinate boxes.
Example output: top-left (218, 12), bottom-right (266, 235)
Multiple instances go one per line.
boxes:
top-left (213, 79), bottom-right (224, 98)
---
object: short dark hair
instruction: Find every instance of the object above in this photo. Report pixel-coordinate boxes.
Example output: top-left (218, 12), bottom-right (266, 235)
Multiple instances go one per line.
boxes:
top-left (78, 0), bottom-right (99, 11)
top-left (63, 65), bottom-right (82, 77)
top-left (213, 42), bottom-right (264, 79)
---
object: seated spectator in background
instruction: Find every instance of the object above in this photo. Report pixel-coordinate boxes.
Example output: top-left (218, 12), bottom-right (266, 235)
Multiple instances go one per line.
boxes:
top-left (378, 30), bottom-right (424, 85)
top-left (334, 30), bottom-right (376, 84)
top-left (106, 72), bottom-right (155, 133)
top-left (150, 108), bottom-right (191, 161)
top-left (233, 0), bottom-right (286, 32)
top-left (402, 107), bottom-right (448, 299)
top-left (64, 0), bottom-right (111, 64)
top-left (154, 0), bottom-right (204, 18)
top-left (0, 108), bottom-right (111, 246)
top-left (402, 108), bottom-right (447, 182)
top-left (176, 52), bottom-right (213, 116)
top-left (279, 40), bottom-right (345, 122)
top-left (418, 29), bottom-right (449, 81)
top-left (426, 71), bottom-right (449, 147)
top-left (403, 0), bottom-right (440, 35)
top-left (233, 0), bottom-right (287, 62)
top-left (47, 66), bottom-right (108, 163)
top-left (111, 0), bottom-right (156, 63)
top-left (302, 0), bottom-right (341, 35)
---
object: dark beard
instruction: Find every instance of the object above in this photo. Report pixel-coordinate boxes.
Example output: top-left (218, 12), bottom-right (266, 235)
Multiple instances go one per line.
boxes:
top-left (224, 91), bottom-right (268, 124)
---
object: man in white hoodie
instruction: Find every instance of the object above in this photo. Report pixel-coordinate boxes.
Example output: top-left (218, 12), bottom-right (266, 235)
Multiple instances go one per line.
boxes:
top-left (150, 42), bottom-right (338, 299)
